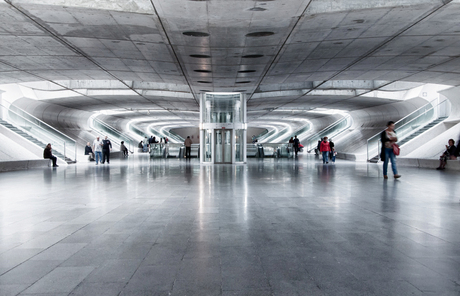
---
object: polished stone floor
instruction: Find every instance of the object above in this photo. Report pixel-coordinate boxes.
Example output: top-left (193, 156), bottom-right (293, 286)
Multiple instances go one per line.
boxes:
top-left (0, 155), bottom-right (460, 296)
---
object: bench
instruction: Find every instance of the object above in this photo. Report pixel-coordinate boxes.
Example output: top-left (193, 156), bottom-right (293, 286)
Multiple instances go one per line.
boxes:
top-left (0, 159), bottom-right (51, 172)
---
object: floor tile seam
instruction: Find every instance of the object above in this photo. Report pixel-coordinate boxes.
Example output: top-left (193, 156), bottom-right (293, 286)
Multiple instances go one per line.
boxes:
top-left (0, 225), bottom-right (91, 277)
top-left (348, 201), bottom-right (454, 244)
top-left (407, 258), bottom-right (460, 282)
top-left (2, 205), bottom-right (66, 228)
top-left (154, 226), bottom-right (195, 294)
top-left (97, 240), bottom-right (159, 296)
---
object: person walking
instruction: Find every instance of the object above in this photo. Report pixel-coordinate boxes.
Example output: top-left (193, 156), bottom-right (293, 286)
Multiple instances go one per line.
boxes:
top-left (329, 138), bottom-right (335, 162)
top-left (184, 136), bottom-right (192, 158)
top-left (149, 136), bottom-right (154, 144)
top-left (143, 136), bottom-right (149, 152)
top-left (44, 143), bottom-right (58, 167)
top-left (288, 137), bottom-right (294, 154)
top-left (320, 137), bottom-right (331, 164)
top-left (380, 121), bottom-right (401, 179)
top-left (93, 136), bottom-right (103, 165)
top-left (101, 136), bottom-right (112, 164)
top-left (293, 135), bottom-right (300, 157)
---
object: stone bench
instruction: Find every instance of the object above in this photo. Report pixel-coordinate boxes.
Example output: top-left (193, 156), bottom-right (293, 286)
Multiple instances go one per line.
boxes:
top-left (395, 158), bottom-right (460, 171)
top-left (0, 159), bottom-right (51, 172)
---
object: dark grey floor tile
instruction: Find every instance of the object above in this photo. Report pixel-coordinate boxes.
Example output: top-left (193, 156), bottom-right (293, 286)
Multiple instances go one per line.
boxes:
top-left (0, 284), bottom-right (28, 296)
top-left (0, 260), bottom-right (61, 285)
top-left (69, 282), bottom-right (126, 296)
top-left (84, 259), bottom-right (142, 283)
top-left (21, 266), bottom-right (95, 294)
top-left (123, 265), bottom-right (177, 292)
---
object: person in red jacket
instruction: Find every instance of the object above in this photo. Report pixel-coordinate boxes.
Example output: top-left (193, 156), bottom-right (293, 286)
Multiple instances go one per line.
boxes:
top-left (319, 136), bottom-right (331, 164)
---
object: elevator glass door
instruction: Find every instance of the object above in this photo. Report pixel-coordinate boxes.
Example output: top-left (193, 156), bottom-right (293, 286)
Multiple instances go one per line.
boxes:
top-left (215, 129), bottom-right (232, 164)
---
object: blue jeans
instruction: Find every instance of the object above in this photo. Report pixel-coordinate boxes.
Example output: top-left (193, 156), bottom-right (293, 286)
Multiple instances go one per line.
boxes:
top-left (322, 151), bottom-right (329, 163)
top-left (95, 151), bottom-right (102, 164)
top-left (383, 148), bottom-right (398, 176)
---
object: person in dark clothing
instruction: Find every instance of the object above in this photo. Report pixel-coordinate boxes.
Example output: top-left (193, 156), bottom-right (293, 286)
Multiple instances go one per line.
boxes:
top-left (44, 143), bottom-right (58, 167)
top-left (138, 141), bottom-right (143, 149)
top-left (84, 142), bottom-right (94, 161)
top-left (316, 138), bottom-right (322, 155)
top-left (101, 136), bottom-right (112, 164)
top-left (436, 139), bottom-right (457, 170)
top-left (329, 139), bottom-right (335, 160)
top-left (149, 136), bottom-right (154, 144)
top-left (293, 135), bottom-right (300, 157)
top-left (120, 141), bottom-right (129, 157)
top-left (380, 121), bottom-right (401, 179)
top-left (184, 136), bottom-right (192, 158)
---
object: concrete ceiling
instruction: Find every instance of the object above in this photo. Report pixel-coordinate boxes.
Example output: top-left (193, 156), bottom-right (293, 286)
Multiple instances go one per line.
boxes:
top-left (1, 0), bottom-right (460, 132)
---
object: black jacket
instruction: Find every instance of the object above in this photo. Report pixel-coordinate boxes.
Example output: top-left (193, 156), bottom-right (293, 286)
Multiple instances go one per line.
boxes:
top-left (444, 145), bottom-right (457, 157)
top-left (102, 139), bottom-right (112, 150)
top-left (84, 145), bottom-right (93, 155)
top-left (43, 147), bottom-right (52, 159)
top-left (293, 138), bottom-right (300, 147)
top-left (380, 130), bottom-right (395, 161)
top-left (329, 141), bottom-right (334, 150)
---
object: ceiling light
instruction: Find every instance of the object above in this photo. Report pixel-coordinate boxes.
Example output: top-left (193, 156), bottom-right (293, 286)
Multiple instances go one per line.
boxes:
top-left (190, 54), bottom-right (211, 58)
top-left (242, 54), bottom-right (264, 58)
top-left (183, 31), bottom-right (209, 37)
top-left (246, 31), bottom-right (274, 37)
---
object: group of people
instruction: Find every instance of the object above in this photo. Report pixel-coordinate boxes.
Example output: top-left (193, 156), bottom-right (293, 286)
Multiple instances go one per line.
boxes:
top-left (288, 136), bottom-right (301, 156)
top-left (139, 136), bottom-right (169, 153)
top-left (317, 137), bottom-right (336, 164)
top-left (84, 136), bottom-right (112, 165)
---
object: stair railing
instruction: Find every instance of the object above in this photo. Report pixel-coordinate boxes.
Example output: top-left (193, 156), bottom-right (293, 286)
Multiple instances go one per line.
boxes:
top-left (304, 115), bottom-right (353, 152)
top-left (91, 118), bottom-right (137, 153)
top-left (0, 103), bottom-right (77, 162)
top-left (366, 98), bottom-right (451, 162)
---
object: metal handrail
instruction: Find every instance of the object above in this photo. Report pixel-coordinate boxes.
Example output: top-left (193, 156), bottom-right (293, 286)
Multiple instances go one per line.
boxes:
top-left (5, 103), bottom-right (76, 142)
top-left (93, 118), bottom-right (137, 143)
top-left (306, 115), bottom-right (351, 142)
top-left (366, 99), bottom-right (449, 161)
top-left (366, 97), bottom-right (439, 142)
top-left (0, 103), bottom-right (77, 161)
top-left (303, 115), bottom-right (352, 151)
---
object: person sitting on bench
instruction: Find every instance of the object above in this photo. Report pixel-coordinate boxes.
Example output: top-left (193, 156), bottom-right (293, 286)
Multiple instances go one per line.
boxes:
top-left (436, 139), bottom-right (457, 170)
top-left (120, 141), bottom-right (129, 157)
top-left (44, 143), bottom-right (58, 167)
top-left (85, 142), bottom-right (95, 161)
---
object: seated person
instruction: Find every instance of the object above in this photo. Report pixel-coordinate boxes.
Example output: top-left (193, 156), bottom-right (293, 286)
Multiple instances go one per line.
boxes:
top-left (436, 139), bottom-right (457, 170)
top-left (120, 141), bottom-right (129, 157)
top-left (44, 143), bottom-right (58, 167)
top-left (84, 142), bottom-right (95, 161)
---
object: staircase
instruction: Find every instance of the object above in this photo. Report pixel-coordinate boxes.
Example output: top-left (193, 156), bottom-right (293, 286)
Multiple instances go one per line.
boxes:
top-left (396, 117), bottom-right (448, 147)
top-left (0, 119), bottom-right (76, 164)
top-left (368, 116), bottom-right (448, 163)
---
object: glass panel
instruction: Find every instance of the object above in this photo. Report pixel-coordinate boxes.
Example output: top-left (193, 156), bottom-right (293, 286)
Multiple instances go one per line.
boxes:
top-left (235, 129), bottom-right (244, 162)
top-left (205, 129), bottom-right (212, 162)
top-left (2, 103), bottom-right (77, 162)
top-left (215, 130), bottom-right (222, 163)
top-left (224, 130), bottom-right (232, 163)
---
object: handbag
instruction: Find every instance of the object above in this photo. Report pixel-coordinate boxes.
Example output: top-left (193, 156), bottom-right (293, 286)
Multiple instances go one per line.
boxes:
top-left (392, 143), bottom-right (400, 156)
